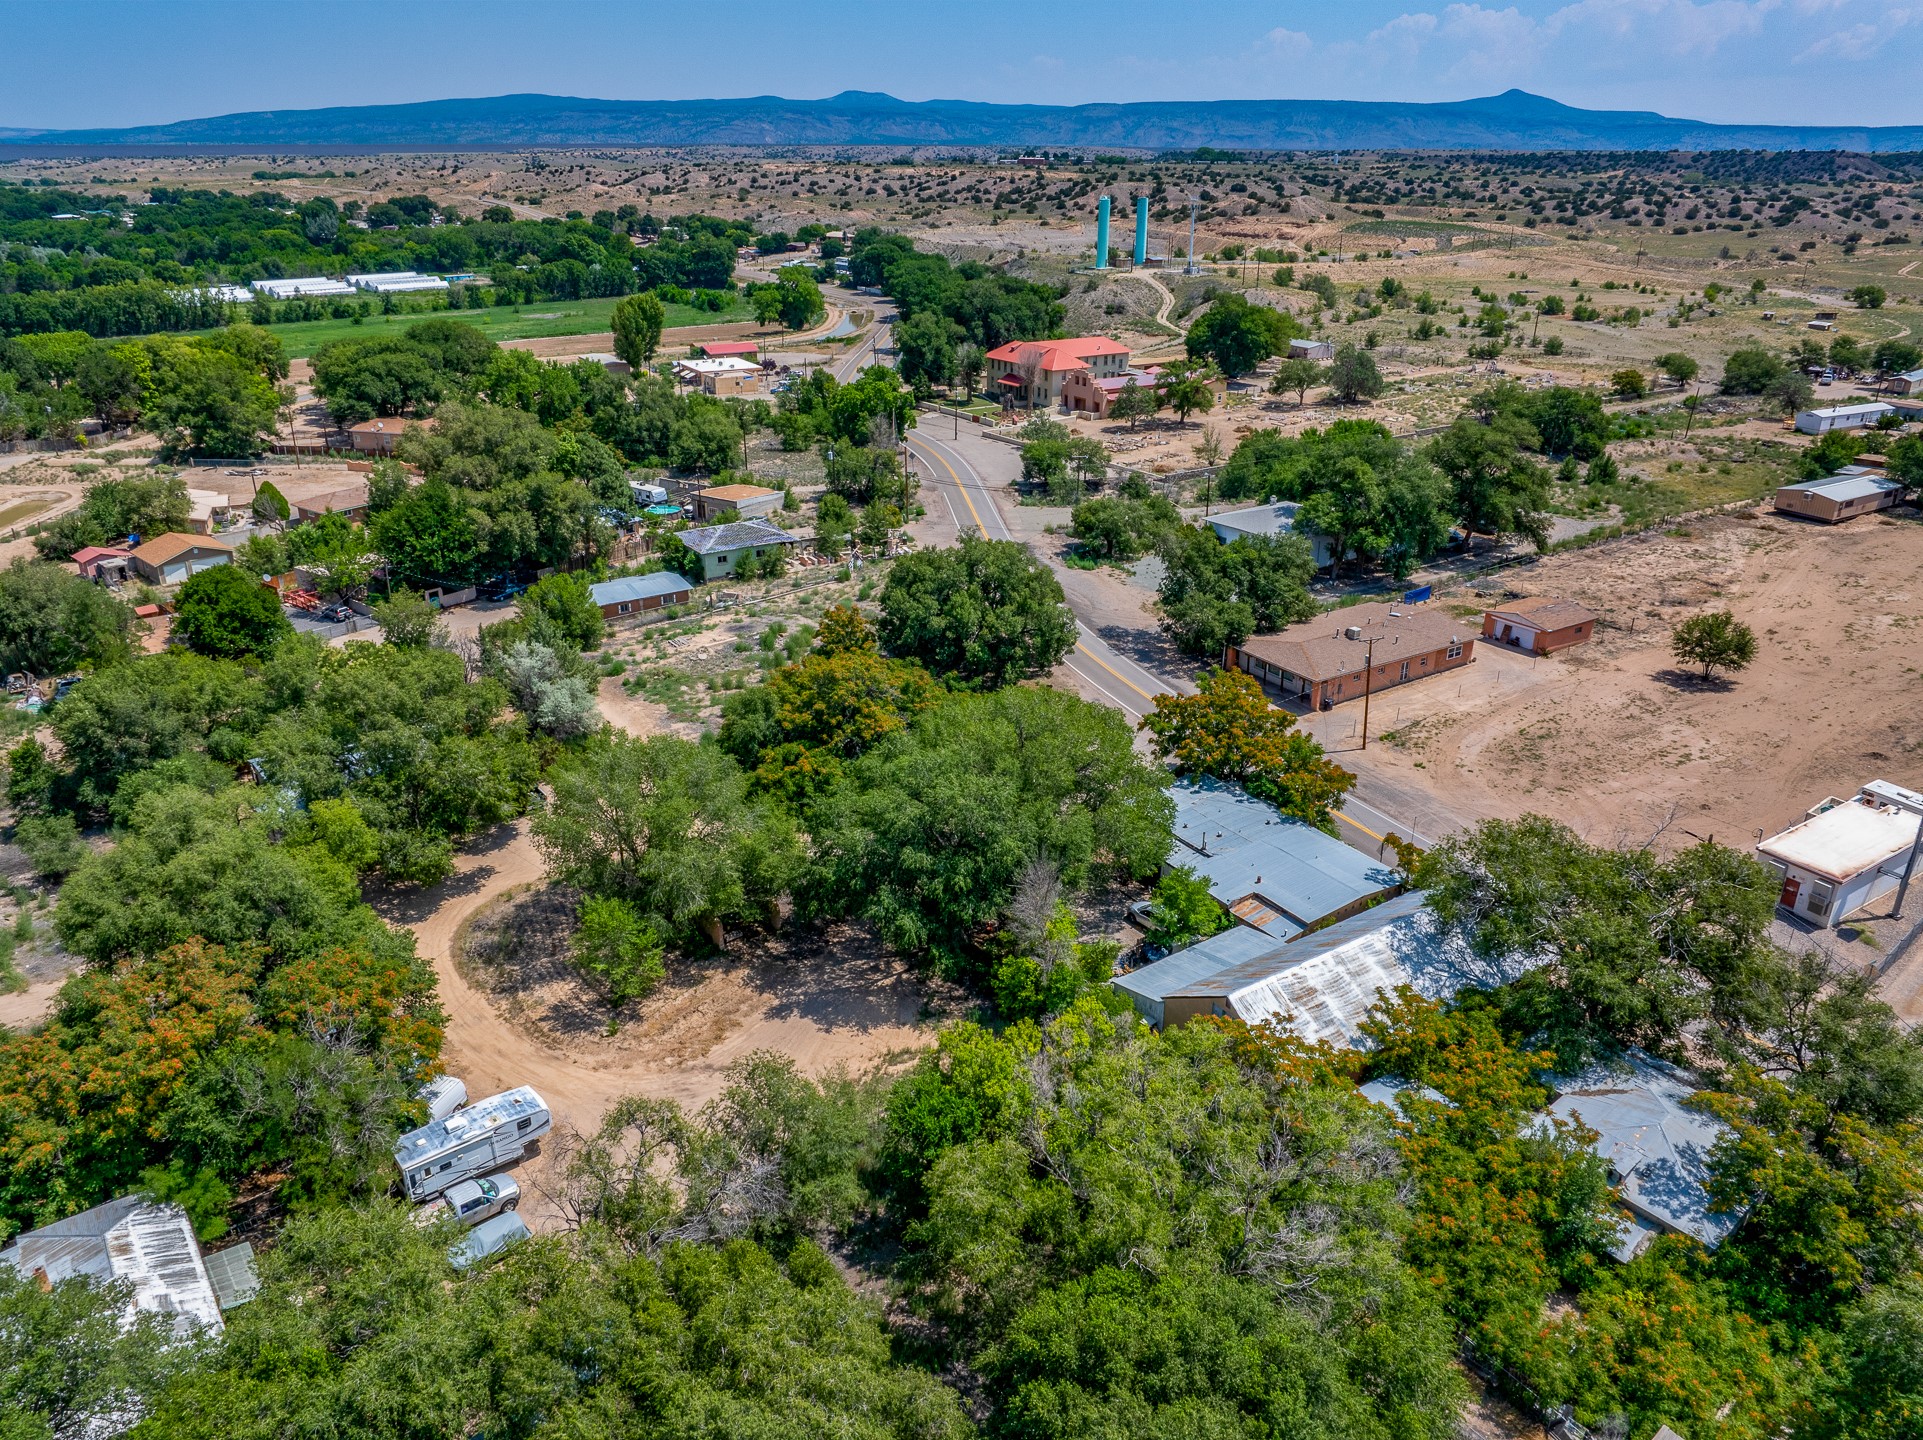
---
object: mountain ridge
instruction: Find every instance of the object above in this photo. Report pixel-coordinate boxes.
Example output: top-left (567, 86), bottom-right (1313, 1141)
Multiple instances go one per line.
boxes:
top-left (14, 89), bottom-right (1923, 153)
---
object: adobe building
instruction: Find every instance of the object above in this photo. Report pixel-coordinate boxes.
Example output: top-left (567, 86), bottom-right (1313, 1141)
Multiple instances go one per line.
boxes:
top-left (1227, 600), bottom-right (1474, 710)
top-left (1480, 596), bottom-right (1598, 655)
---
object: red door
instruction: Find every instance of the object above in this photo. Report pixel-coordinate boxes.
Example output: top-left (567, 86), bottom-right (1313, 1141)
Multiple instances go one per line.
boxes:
top-left (1779, 876), bottom-right (1801, 909)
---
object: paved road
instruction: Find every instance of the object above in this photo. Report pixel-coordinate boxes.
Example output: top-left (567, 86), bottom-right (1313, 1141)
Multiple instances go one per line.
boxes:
top-left (901, 422), bottom-right (1449, 858)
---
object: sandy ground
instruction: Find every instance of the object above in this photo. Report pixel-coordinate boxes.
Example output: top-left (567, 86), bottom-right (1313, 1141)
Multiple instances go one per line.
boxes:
top-left (0, 976), bottom-right (65, 1030)
top-left (1303, 507), bottom-right (1923, 845)
top-left (373, 818), bottom-right (943, 1228)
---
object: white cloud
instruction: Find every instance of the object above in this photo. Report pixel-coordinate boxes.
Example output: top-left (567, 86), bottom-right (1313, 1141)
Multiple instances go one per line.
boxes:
top-left (1262, 26), bottom-right (1313, 60)
top-left (1795, 7), bottom-right (1915, 60)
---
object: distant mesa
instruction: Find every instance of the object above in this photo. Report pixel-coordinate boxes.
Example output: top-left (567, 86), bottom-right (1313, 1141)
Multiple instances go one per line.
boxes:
top-left (11, 89), bottom-right (1923, 154)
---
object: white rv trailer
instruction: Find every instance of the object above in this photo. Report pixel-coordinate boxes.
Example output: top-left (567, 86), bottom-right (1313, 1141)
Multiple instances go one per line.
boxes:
top-left (393, 1086), bottom-right (550, 1201)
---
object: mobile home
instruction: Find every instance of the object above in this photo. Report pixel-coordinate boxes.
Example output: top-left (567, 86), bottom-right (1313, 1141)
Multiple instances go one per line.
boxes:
top-left (393, 1086), bottom-right (550, 1201)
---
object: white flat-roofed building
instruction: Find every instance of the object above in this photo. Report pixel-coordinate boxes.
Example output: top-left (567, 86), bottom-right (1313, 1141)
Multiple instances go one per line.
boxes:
top-left (347, 271), bottom-right (449, 293)
top-left (250, 276), bottom-right (356, 299)
top-left (1794, 401), bottom-right (1896, 434)
top-left (1756, 780), bottom-right (1923, 927)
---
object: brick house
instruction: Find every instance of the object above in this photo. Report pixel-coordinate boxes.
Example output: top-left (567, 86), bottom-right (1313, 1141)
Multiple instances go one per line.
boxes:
top-left (1227, 601), bottom-right (1475, 710)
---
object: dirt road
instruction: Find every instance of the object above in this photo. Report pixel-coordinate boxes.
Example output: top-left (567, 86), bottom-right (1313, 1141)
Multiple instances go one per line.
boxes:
top-left (382, 818), bottom-right (937, 1220)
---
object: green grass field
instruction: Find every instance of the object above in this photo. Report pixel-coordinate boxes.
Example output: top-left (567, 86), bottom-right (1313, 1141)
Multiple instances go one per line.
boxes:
top-left (205, 294), bottom-right (756, 359)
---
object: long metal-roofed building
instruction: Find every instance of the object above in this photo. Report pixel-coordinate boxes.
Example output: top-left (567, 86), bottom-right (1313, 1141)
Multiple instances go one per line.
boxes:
top-left (347, 270), bottom-right (450, 293)
top-left (1112, 890), bottom-right (1533, 1033)
top-left (1, 1195), bottom-right (228, 1335)
top-left (1168, 778), bottom-right (1400, 940)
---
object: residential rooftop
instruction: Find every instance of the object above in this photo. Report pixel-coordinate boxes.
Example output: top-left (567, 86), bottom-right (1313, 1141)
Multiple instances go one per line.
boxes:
top-left (1237, 601), bottom-right (1471, 684)
top-left (1483, 595), bottom-right (1598, 630)
top-left (676, 518), bottom-right (801, 555)
top-left (589, 572), bottom-right (694, 606)
top-left (1758, 789), bottom-right (1922, 882)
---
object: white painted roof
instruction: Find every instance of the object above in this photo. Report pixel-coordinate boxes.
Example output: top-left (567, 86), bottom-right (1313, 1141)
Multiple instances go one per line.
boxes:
top-left (1781, 474), bottom-right (1903, 504)
top-left (2, 1197), bottom-right (223, 1335)
top-left (1758, 794), bottom-right (1920, 881)
top-left (676, 357), bottom-right (762, 375)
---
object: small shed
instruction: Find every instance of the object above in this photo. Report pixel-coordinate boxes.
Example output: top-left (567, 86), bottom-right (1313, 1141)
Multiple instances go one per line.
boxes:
top-left (693, 483), bottom-right (782, 522)
top-left (71, 544), bottom-right (132, 581)
top-left (1288, 338), bottom-right (1336, 362)
top-left (590, 571), bottom-right (695, 619)
top-left (1480, 595), bottom-right (1598, 654)
top-left (698, 340), bottom-right (760, 360)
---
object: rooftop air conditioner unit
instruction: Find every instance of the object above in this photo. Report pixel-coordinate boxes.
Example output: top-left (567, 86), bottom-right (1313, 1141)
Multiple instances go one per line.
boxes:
top-left (1344, 626), bottom-right (1362, 641)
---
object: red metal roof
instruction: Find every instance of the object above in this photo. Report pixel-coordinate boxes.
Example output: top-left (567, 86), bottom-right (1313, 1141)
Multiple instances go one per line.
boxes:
top-left (984, 336), bottom-right (1131, 370)
top-left (699, 340), bottom-right (760, 357)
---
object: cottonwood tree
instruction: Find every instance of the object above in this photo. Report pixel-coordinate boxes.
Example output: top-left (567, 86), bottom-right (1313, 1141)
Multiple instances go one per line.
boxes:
top-left (611, 291), bottom-right (666, 367)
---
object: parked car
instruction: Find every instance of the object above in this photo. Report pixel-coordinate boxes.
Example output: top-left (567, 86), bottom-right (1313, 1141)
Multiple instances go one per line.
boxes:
top-left (448, 1211), bottom-right (531, 1271)
top-left (413, 1172), bottom-right (520, 1229)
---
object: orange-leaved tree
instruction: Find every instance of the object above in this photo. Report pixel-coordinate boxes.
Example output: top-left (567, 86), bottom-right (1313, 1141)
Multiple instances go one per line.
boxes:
top-left (1139, 666), bottom-right (1354, 829)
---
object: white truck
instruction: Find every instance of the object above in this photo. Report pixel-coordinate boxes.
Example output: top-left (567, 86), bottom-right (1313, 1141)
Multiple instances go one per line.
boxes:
top-left (393, 1086), bottom-right (551, 1202)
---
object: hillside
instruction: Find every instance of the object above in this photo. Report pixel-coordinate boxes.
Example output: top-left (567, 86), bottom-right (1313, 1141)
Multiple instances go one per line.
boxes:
top-left (15, 88), bottom-right (1923, 153)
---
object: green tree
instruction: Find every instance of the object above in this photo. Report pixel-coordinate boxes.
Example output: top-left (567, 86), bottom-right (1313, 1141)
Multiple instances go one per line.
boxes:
top-left (1184, 291), bottom-right (1301, 378)
top-left (894, 309), bottom-right (960, 397)
top-left (1871, 338), bottom-right (1922, 375)
top-left (139, 338), bottom-right (281, 459)
top-left (572, 894), bottom-right (667, 1013)
top-left (368, 588), bottom-right (444, 649)
top-left (876, 534), bottom-right (1075, 690)
top-left (1069, 490), bottom-right (1179, 561)
top-left (610, 290), bottom-right (666, 368)
top-left (1142, 864), bottom-right (1229, 949)
top-left (1155, 360), bottom-right (1215, 424)
top-left (1270, 356), bottom-right (1323, 406)
top-left (804, 687), bottom-right (1171, 970)
top-left (1671, 609), bottom-right (1757, 679)
top-left (1141, 667), bottom-right (1355, 828)
top-left (534, 733), bottom-right (803, 945)
top-left (1107, 376), bottom-right (1159, 429)
top-left (371, 476), bottom-right (483, 589)
top-left (171, 565), bottom-right (291, 659)
top-left (1156, 526), bottom-right (1318, 657)
top-left (518, 569), bottom-right (606, 651)
top-left (1720, 346), bottom-right (1787, 395)
top-left (1610, 367), bottom-right (1648, 399)
top-left (1428, 411), bottom-right (1552, 551)
top-left (774, 271), bottom-right (826, 330)
top-left (1325, 342), bottom-right (1385, 403)
top-left (0, 558), bottom-right (132, 675)
top-left (1655, 351), bottom-right (1700, 385)
top-left (1849, 284), bottom-right (1888, 309)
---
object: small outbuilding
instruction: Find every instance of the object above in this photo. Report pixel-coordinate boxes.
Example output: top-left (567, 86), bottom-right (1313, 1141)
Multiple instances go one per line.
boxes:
top-left (1287, 338), bottom-right (1336, 362)
top-left (1886, 368), bottom-right (1923, 397)
top-left (693, 483), bottom-right (782, 522)
top-left (1480, 595), bottom-right (1599, 654)
top-left (1541, 1051), bottom-right (1743, 1262)
top-left (71, 544), bottom-right (132, 582)
top-left (697, 340), bottom-right (760, 360)
top-left (1207, 503), bottom-right (1334, 569)
top-left (128, 532), bottom-right (234, 585)
top-left (1794, 401), bottom-right (1896, 435)
top-left (590, 571), bottom-right (695, 619)
top-left (1756, 779), bottom-right (1923, 927)
top-left (1774, 468), bottom-right (1905, 523)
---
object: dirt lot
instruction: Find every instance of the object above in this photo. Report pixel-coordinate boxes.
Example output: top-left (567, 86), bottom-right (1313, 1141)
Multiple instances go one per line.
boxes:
top-left (372, 818), bottom-right (954, 1229)
top-left (1300, 505), bottom-right (1923, 867)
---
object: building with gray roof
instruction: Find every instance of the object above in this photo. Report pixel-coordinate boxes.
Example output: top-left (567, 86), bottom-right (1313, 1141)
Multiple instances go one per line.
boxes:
top-left (1112, 889), bottom-right (1534, 1032)
top-left (590, 571), bottom-right (695, 617)
top-left (1, 1196), bottom-right (226, 1335)
top-left (674, 518), bottom-right (801, 579)
top-left (1541, 1051), bottom-right (1743, 1262)
top-left (1170, 778), bottom-right (1399, 941)
top-left (1206, 502), bottom-right (1334, 569)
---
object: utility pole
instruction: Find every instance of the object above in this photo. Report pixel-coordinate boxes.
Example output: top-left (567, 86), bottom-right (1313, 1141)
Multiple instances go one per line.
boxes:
top-left (1359, 634), bottom-right (1378, 749)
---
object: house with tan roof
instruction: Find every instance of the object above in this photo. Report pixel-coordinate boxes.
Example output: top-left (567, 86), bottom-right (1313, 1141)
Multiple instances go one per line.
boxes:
top-left (1480, 595), bottom-right (1598, 655)
top-left (347, 416), bottom-right (434, 456)
top-left (128, 532), bottom-right (234, 586)
top-left (693, 483), bottom-right (782, 522)
top-left (1227, 600), bottom-right (1475, 711)
top-left (293, 482), bottom-right (371, 524)
top-left (984, 336), bottom-right (1132, 409)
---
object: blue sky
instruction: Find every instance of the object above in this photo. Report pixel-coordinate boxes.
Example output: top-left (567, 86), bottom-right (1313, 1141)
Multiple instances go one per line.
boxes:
top-left (7, 0), bottom-right (1920, 130)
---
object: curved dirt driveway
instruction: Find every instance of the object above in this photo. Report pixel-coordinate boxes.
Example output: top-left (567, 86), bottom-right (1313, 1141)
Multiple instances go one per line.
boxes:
top-left (390, 820), bottom-right (935, 1146)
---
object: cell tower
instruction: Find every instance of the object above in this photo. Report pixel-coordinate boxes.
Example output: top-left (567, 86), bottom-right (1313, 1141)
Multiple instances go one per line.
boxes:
top-left (1183, 194), bottom-right (1202, 275)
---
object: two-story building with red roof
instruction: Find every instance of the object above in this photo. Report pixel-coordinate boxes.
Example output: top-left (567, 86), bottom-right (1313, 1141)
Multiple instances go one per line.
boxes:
top-left (984, 336), bottom-right (1131, 410)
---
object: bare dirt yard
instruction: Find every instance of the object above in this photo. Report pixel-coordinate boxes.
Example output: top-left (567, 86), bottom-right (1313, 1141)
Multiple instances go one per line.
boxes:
top-left (1305, 504), bottom-right (1923, 865)
top-left (375, 812), bottom-right (959, 1230)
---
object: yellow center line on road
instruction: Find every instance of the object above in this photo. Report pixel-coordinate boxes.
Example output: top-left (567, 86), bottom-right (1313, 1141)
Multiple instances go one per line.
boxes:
top-left (1074, 643), bottom-right (1159, 705)
top-left (913, 437), bottom-right (989, 536)
top-left (1334, 809), bottom-right (1390, 845)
